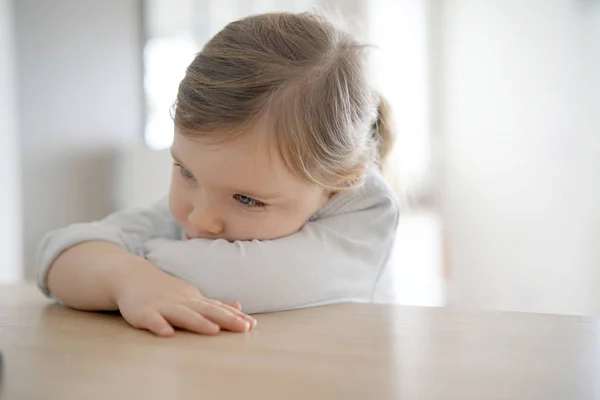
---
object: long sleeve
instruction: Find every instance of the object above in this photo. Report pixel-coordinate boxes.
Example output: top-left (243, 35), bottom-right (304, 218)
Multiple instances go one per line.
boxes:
top-left (36, 198), bottom-right (180, 296)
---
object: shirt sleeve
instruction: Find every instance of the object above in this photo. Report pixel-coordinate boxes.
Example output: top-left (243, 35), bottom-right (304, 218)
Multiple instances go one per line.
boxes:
top-left (144, 190), bottom-right (399, 314)
top-left (36, 198), bottom-right (180, 296)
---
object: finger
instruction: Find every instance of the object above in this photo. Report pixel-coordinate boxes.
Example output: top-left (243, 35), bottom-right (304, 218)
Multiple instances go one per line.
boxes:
top-left (223, 301), bottom-right (241, 310)
top-left (191, 301), bottom-right (251, 332)
top-left (219, 303), bottom-right (258, 329)
top-left (161, 305), bottom-right (220, 335)
top-left (137, 310), bottom-right (175, 337)
top-left (207, 300), bottom-right (257, 328)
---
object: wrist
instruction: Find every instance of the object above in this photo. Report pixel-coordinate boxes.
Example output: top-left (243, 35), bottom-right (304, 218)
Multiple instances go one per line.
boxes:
top-left (108, 255), bottom-right (160, 308)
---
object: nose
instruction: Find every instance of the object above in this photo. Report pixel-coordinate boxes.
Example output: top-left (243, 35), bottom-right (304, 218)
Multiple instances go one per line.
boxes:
top-left (187, 199), bottom-right (225, 237)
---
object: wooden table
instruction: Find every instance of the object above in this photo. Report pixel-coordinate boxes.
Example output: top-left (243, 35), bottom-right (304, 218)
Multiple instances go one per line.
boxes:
top-left (0, 285), bottom-right (598, 400)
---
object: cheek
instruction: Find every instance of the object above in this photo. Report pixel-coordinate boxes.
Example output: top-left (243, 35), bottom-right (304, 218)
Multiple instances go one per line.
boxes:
top-left (304, 188), bottom-right (330, 213)
top-left (277, 189), bottom-right (328, 224)
top-left (253, 190), bottom-right (329, 240)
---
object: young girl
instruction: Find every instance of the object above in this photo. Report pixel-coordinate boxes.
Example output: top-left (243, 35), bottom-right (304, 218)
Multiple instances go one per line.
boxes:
top-left (37, 12), bottom-right (399, 337)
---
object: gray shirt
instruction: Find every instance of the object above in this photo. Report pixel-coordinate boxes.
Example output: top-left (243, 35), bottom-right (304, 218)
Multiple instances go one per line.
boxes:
top-left (37, 167), bottom-right (400, 314)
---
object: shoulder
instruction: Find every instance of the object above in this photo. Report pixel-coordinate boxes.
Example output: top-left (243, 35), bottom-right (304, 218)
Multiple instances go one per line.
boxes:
top-left (311, 166), bottom-right (400, 225)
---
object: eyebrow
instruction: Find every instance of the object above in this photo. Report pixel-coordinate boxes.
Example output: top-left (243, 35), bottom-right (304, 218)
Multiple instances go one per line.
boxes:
top-left (170, 149), bottom-right (284, 201)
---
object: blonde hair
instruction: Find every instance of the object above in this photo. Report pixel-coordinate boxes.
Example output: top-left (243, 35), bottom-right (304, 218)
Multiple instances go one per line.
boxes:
top-left (174, 12), bottom-right (394, 190)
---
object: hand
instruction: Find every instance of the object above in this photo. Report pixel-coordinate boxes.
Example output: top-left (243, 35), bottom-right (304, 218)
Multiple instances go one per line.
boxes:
top-left (114, 261), bottom-right (257, 337)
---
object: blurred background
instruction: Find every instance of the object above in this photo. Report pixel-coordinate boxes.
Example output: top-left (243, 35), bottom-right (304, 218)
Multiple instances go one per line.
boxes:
top-left (1, 0), bottom-right (598, 316)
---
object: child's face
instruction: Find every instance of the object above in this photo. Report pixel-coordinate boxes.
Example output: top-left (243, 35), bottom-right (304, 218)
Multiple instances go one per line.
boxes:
top-left (169, 130), bottom-right (329, 241)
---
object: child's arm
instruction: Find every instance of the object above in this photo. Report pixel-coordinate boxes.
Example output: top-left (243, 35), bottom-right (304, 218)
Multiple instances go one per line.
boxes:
top-left (145, 190), bottom-right (399, 314)
top-left (39, 200), bottom-right (255, 336)
top-left (47, 241), bottom-right (254, 336)
top-left (38, 198), bottom-right (179, 285)
top-left (45, 241), bottom-right (143, 311)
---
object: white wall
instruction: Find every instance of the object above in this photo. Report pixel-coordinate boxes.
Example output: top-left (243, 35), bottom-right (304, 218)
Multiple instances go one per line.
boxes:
top-left (440, 0), bottom-right (600, 315)
top-left (118, 146), bottom-right (171, 209)
top-left (0, 0), bottom-right (23, 283)
top-left (15, 0), bottom-right (143, 280)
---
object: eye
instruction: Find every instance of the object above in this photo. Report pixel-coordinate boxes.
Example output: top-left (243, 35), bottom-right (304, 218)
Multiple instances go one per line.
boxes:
top-left (174, 163), bottom-right (195, 181)
top-left (233, 194), bottom-right (266, 209)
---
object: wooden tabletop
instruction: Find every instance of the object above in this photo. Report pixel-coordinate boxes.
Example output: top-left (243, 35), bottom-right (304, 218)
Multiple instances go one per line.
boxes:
top-left (0, 285), bottom-right (598, 400)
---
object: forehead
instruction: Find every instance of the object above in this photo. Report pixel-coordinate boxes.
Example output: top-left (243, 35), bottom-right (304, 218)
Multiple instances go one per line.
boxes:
top-left (171, 130), bottom-right (305, 196)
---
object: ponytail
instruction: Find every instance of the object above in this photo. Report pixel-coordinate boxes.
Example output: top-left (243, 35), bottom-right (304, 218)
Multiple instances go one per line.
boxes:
top-left (373, 94), bottom-right (395, 167)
